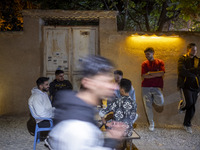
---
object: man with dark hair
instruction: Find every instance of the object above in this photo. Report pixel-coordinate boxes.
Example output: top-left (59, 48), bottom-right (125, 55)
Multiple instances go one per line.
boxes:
top-left (114, 70), bottom-right (136, 101)
top-left (177, 43), bottom-right (199, 134)
top-left (114, 70), bottom-right (123, 84)
top-left (46, 55), bottom-right (126, 150)
top-left (49, 70), bottom-right (73, 104)
top-left (28, 77), bottom-right (55, 127)
top-left (99, 78), bottom-right (137, 137)
top-left (141, 47), bottom-right (165, 131)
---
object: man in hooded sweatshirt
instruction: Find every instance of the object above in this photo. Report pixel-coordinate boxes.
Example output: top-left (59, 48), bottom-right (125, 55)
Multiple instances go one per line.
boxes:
top-left (46, 55), bottom-right (126, 150)
top-left (28, 77), bottom-right (55, 127)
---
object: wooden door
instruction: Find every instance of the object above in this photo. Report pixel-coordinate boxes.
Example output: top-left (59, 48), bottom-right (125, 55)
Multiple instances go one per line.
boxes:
top-left (43, 26), bottom-right (98, 90)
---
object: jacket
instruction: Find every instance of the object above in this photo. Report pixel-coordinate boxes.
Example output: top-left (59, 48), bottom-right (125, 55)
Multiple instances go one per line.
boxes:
top-left (48, 91), bottom-right (118, 150)
top-left (177, 54), bottom-right (200, 91)
top-left (28, 87), bottom-right (54, 123)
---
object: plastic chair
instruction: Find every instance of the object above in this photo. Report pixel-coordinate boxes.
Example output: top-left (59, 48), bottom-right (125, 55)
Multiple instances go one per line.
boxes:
top-left (29, 106), bottom-right (53, 150)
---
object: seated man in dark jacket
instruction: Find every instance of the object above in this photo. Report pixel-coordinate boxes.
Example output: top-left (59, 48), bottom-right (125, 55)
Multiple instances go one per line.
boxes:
top-left (49, 70), bottom-right (73, 104)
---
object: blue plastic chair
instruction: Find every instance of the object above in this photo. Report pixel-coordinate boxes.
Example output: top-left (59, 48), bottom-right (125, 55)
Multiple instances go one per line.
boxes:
top-left (29, 106), bottom-right (53, 150)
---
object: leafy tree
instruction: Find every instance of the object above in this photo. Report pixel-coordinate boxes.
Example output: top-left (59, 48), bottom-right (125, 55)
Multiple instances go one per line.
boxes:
top-left (0, 0), bottom-right (199, 31)
top-left (0, 0), bottom-right (37, 31)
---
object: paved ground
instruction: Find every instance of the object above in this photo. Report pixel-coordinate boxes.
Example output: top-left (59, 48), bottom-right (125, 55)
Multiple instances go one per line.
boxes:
top-left (0, 115), bottom-right (200, 150)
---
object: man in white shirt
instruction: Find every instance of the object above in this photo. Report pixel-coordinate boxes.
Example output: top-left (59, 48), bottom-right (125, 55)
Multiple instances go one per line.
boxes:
top-left (28, 77), bottom-right (55, 128)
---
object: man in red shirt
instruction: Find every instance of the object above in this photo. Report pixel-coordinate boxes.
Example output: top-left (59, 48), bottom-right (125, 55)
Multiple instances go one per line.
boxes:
top-left (141, 47), bottom-right (165, 131)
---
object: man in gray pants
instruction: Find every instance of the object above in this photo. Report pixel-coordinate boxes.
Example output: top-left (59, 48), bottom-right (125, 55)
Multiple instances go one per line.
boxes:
top-left (141, 47), bottom-right (165, 131)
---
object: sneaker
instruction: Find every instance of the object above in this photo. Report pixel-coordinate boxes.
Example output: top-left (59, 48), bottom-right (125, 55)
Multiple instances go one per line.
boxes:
top-left (178, 100), bottom-right (185, 113)
top-left (178, 89), bottom-right (186, 113)
top-left (149, 121), bottom-right (154, 131)
top-left (184, 126), bottom-right (192, 134)
top-left (44, 138), bottom-right (53, 150)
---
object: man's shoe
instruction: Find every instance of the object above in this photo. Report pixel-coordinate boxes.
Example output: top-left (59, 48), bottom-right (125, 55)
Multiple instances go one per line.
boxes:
top-left (178, 100), bottom-right (185, 113)
top-left (178, 89), bottom-right (186, 113)
top-left (184, 126), bottom-right (192, 134)
top-left (149, 121), bottom-right (154, 131)
top-left (44, 138), bottom-right (53, 150)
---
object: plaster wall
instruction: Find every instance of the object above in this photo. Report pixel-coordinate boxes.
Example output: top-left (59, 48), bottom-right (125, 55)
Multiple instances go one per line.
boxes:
top-left (0, 10), bottom-right (200, 127)
top-left (0, 17), bottom-right (42, 115)
top-left (100, 32), bottom-right (200, 126)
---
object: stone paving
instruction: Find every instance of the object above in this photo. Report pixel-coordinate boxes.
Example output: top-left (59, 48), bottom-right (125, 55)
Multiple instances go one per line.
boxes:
top-left (0, 115), bottom-right (200, 150)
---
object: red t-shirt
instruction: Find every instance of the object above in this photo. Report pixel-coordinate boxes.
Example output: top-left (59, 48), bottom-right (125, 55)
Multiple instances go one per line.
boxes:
top-left (141, 59), bottom-right (165, 88)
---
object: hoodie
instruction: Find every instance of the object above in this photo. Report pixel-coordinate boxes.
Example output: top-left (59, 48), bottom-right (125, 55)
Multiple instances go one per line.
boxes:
top-left (48, 91), bottom-right (118, 150)
top-left (28, 87), bottom-right (54, 123)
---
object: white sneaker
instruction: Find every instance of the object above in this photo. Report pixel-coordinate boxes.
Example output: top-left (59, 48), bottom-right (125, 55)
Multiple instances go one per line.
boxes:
top-left (184, 126), bottom-right (192, 134)
top-left (44, 138), bottom-right (53, 150)
top-left (149, 121), bottom-right (154, 131)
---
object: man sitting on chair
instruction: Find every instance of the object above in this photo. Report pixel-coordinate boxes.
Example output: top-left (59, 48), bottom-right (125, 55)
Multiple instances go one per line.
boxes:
top-left (99, 78), bottom-right (137, 137)
top-left (28, 77), bottom-right (55, 130)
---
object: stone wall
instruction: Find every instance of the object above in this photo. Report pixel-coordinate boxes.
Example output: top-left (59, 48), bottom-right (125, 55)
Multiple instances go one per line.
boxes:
top-left (0, 10), bottom-right (200, 127)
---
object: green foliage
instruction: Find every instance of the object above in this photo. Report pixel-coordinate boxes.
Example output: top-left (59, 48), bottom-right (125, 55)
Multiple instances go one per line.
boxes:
top-left (0, 0), bottom-right (199, 31)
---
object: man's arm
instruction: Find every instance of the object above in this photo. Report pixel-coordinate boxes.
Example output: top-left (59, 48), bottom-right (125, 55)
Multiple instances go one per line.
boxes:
top-left (129, 86), bottom-right (136, 101)
top-left (65, 80), bottom-right (73, 90)
top-left (32, 95), bottom-right (53, 118)
top-left (178, 56), bottom-right (196, 77)
top-left (49, 82), bottom-right (55, 99)
top-left (99, 100), bottom-right (115, 124)
top-left (142, 71), bottom-right (164, 79)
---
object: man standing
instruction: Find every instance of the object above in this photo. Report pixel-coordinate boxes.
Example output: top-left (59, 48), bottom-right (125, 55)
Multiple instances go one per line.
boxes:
top-left (46, 55), bottom-right (126, 150)
top-left (49, 70), bottom-right (73, 104)
top-left (177, 43), bottom-right (199, 134)
top-left (141, 47), bottom-right (165, 131)
top-left (28, 77), bottom-right (55, 127)
top-left (114, 70), bottom-right (136, 101)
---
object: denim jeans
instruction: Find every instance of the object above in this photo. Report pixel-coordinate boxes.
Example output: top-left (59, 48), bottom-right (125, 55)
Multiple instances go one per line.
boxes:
top-left (142, 87), bottom-right (164, 124)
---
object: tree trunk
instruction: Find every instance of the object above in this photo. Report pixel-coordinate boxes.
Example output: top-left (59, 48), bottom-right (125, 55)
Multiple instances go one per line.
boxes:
top-left (124, 0), bottom-right (130, 30)
top-left (157, 1), bottom-right (168, 31)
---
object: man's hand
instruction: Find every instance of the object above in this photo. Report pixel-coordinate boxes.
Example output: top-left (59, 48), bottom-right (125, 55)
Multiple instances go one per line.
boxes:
top-left (106, 121), bottom-right (127, 140)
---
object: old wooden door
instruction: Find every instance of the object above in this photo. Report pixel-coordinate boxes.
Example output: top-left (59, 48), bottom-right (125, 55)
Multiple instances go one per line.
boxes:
top-left (43, 26), bottom-right (98, 90)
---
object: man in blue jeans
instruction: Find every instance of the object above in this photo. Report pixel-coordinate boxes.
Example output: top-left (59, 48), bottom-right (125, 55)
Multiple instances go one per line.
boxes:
top-left (141, 47), bottom-right (165, 131)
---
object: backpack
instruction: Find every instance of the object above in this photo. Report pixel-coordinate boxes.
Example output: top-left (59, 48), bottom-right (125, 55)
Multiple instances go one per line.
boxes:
top-left (27, 114), bottom-right (36, 136)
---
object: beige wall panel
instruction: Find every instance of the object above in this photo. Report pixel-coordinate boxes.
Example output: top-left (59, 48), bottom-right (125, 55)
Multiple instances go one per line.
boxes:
top-left (0, 10), bottom-right (199, 127)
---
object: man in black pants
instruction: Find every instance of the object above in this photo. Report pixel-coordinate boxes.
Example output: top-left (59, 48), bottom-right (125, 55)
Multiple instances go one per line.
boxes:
top-left (177, 43), bottom-right (199, 134)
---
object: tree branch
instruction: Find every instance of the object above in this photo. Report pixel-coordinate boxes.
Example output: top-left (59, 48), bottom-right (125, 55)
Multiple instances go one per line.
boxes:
top-left (128, 10), bottom-right (143, 31)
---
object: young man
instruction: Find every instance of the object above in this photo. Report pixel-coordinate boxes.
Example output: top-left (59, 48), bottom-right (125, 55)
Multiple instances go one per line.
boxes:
top-left (114, 70), bottom-right (136, 101)
top-left (46, 55), bottom-right (126, 150)
top-left (49, 70), bottom-right (73, 104)
top-left (141, 47), bottom-right (165, 131)
top-left (28, 77), bottom-right (55, 127)
top-left (177, 43), bottom-right (199, 134)
top-left (99, 78), bottom-right (137, 137)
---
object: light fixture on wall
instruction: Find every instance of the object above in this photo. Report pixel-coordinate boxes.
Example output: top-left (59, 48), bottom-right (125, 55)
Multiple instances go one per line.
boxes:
top-left (125, 33), bottom-right (184, 54)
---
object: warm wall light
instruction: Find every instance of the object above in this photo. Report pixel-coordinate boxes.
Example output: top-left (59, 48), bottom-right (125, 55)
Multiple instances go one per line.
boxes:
top-left (130, 34), bottom-right (179, 41)
top-left (125, 33), bottom-right (185, 56)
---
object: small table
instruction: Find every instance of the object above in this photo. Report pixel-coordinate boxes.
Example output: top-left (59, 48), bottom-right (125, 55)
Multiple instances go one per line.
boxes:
top-left (123, 130), bottom-right (140, 150)
top-left (103, 130), bottom-right (140, 150)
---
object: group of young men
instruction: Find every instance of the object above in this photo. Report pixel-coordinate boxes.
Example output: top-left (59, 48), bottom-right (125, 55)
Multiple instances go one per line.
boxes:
top-left (28, 42), bottom-right (199, 149)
